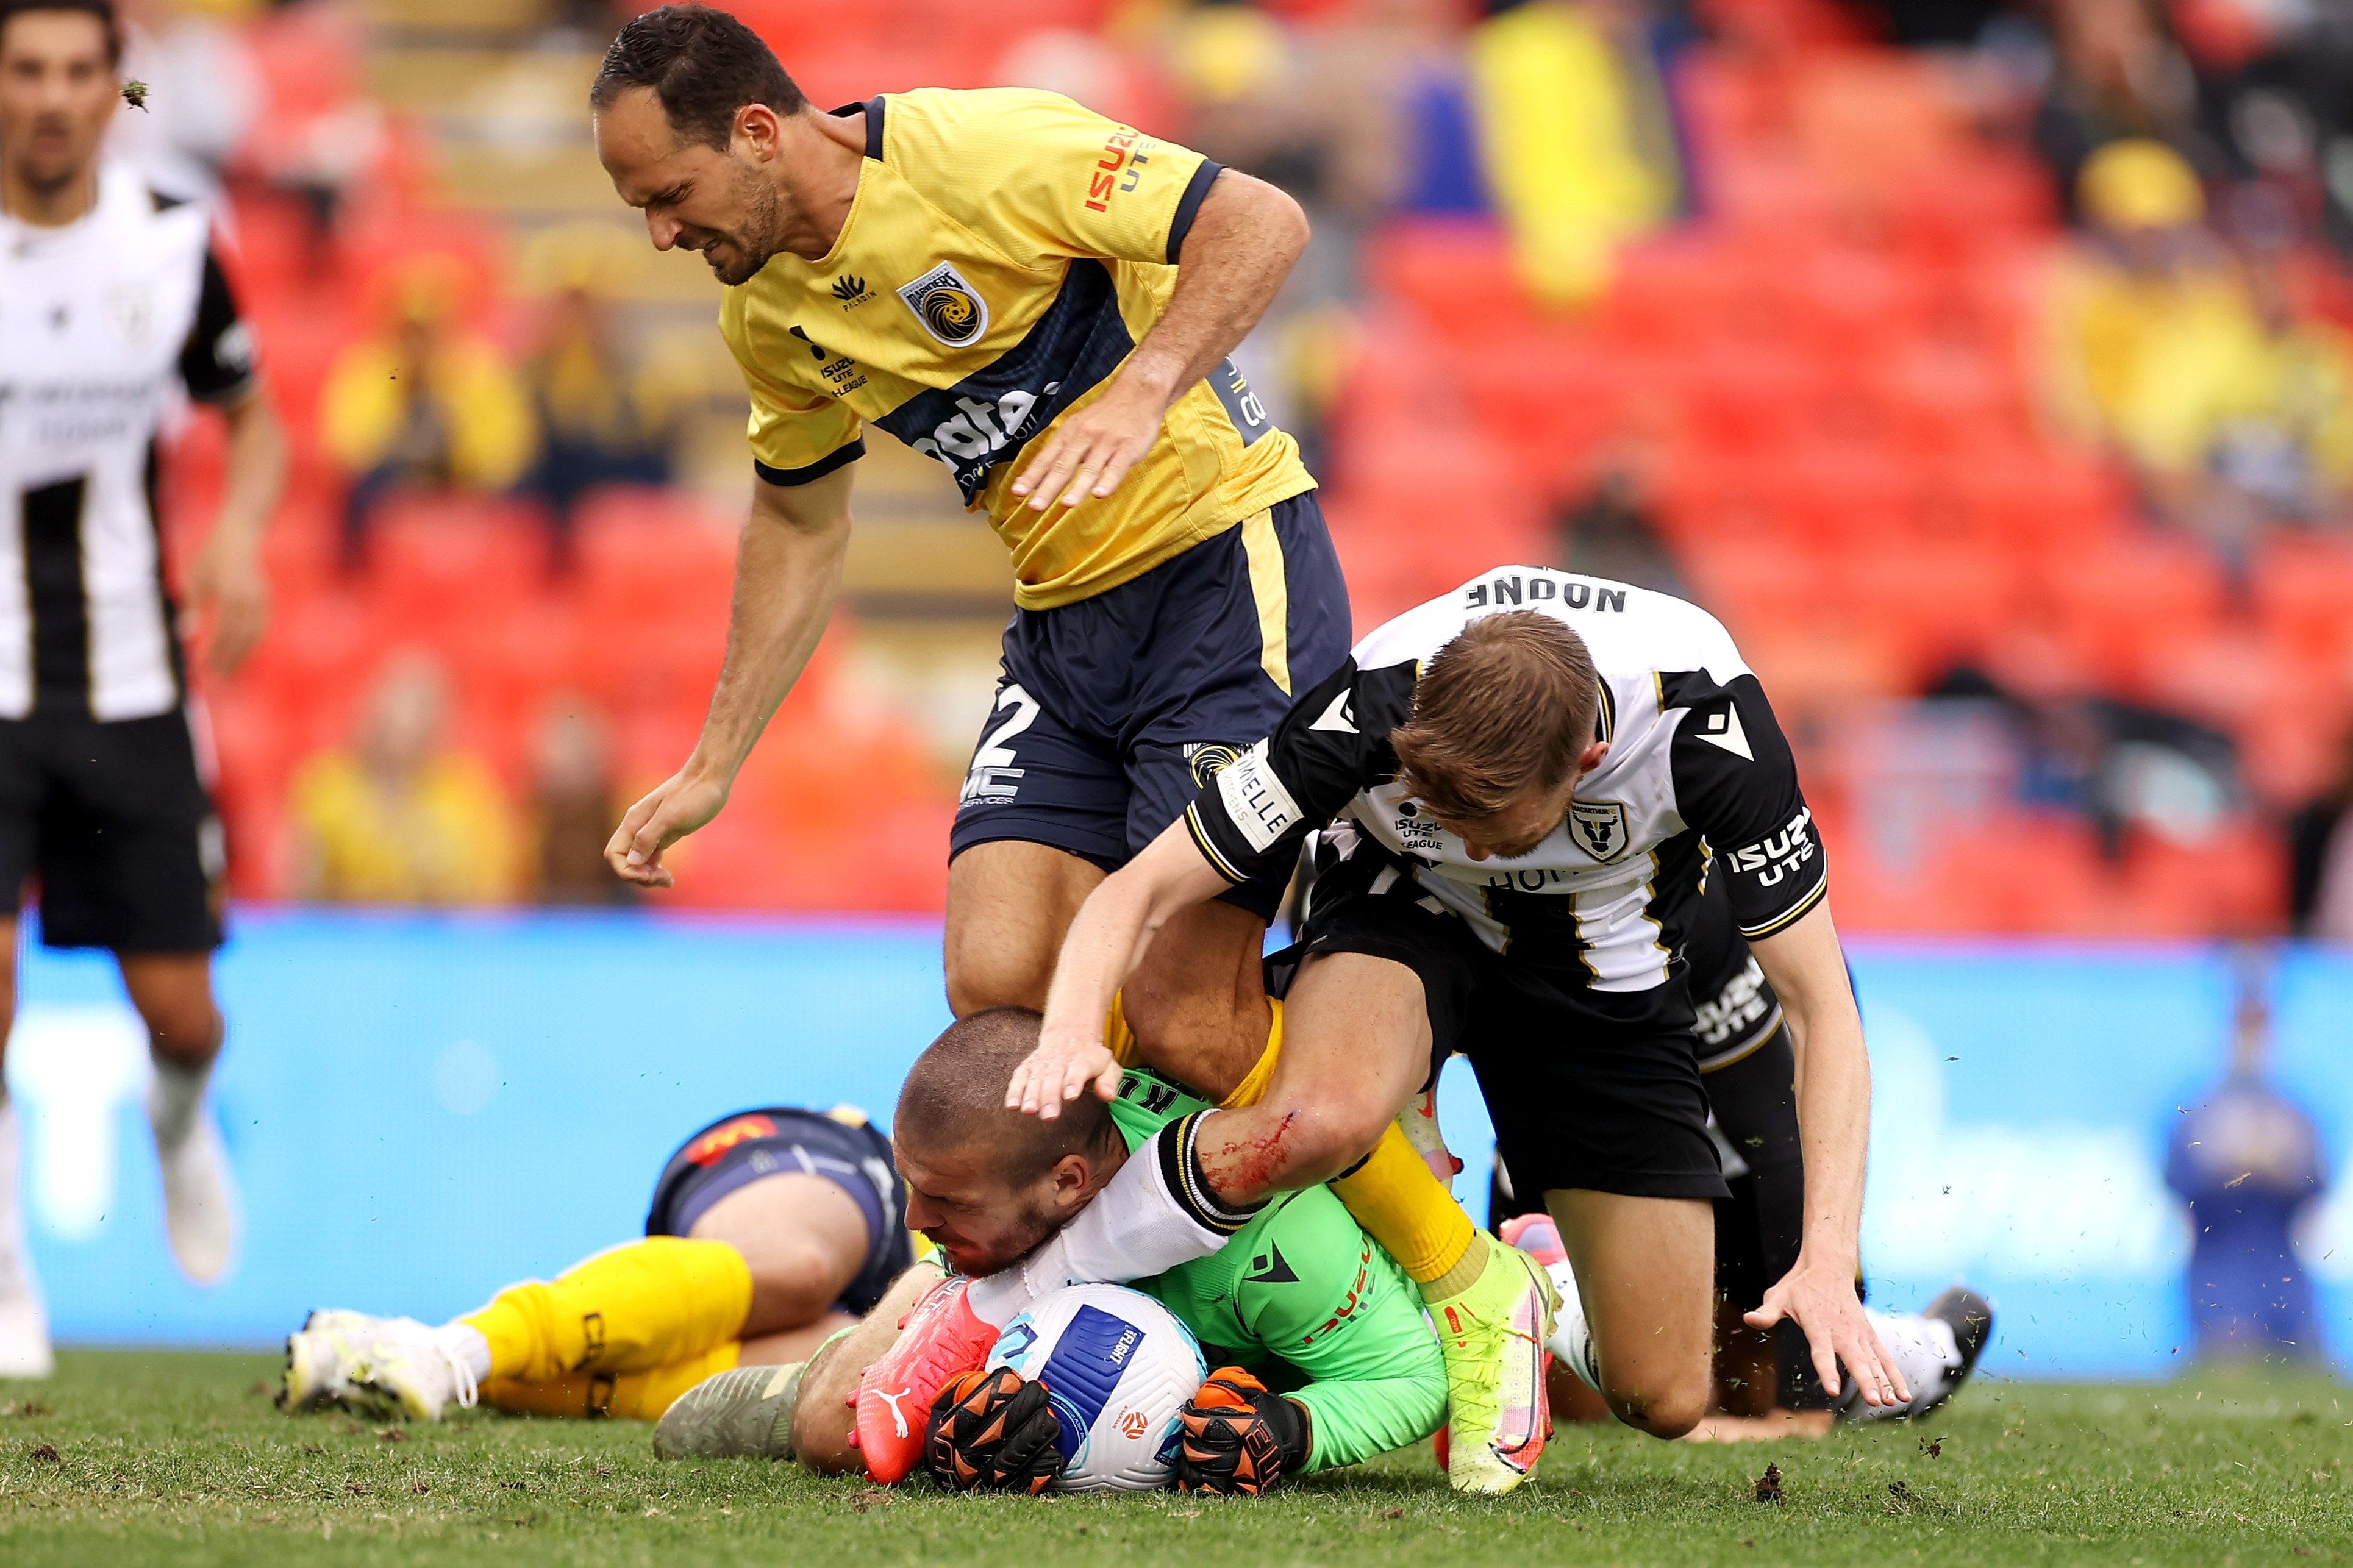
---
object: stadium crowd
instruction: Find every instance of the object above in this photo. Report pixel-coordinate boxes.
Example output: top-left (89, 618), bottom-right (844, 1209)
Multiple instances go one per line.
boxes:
top-left (73, 0), bottom-right (2353, 934)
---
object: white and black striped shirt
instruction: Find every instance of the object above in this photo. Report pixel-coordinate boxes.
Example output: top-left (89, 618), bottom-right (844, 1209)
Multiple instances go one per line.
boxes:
top-left (0, 163), bottom-right (255, 721)
top-left (1185, 568), bottom-right (1826, 992)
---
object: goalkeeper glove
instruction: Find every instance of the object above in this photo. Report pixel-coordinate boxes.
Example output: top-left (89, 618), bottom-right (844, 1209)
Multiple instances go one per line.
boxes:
top-left (924, 1367), bottom-right (1064, 1494)
top-left (1173, 1367), bottom-right (1309, 1495)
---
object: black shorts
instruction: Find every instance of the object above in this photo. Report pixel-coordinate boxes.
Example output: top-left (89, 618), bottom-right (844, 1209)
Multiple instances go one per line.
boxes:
top-left (644, 1106), bottom-right (913, 1316)
top-left (948, 492), bottom-right (1349, 919)
top-left (0, 708), bottom-right (223, 952)
top-left (1297, 842), bottom-right (1726, 1202)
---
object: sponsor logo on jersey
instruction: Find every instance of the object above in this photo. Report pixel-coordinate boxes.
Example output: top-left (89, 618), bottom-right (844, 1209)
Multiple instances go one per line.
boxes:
top-left (1217, 742), bottom-right (1302, 853)
top-left (876, 258), bottom-right (1130, 501)
top-left (1209, 357), bottom-right (1271, 446)
top-left (1299, 1241), bottom-right (1374, 1345)
top-left (898, 262), bottom-right (989, 347)
top-left (1118, 1071), bottom-right (1184, 1115)
top-left (213, 321), bottom-right (256, 376)
top-left (1694, 955), bottom-right (1772, 1047)
top-left (1465, 573), bottom-right (1626, 613)
top-left (829, 274), bottom-right (874, 307)
top-left (685, 1113), bottom-right (777, 1166)
top-left (1083, 126), bottom-right (1152, 212)
top-left (787, 325), bottom-right (866, 394)
top-left (1727, 807), bottom-right (1816, 886)
top-left (104, 282), bottom-right (153, 347)
top-left (1185, 742), bottom-right (1243, 788)
top-left (1568, 800), bottom-right (1630, 862)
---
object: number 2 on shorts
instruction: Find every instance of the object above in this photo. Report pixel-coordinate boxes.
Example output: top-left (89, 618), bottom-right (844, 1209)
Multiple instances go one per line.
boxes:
top-left (961, 683), bottom-right (1040, 804)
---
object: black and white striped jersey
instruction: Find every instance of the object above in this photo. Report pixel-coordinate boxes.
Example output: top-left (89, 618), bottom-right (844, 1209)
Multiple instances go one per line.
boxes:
top-left (1184, 566), bottom-right (1826, 992)
top-left (0, 163), bottom-right (257, 721)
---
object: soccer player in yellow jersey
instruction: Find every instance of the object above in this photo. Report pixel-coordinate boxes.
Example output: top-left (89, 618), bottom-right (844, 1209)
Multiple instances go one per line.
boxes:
top-left (585, 7), bottom-right (1554, 1491)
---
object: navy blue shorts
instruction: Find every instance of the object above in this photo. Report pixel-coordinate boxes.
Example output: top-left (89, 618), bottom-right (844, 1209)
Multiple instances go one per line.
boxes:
top-left (644, 1106), bottom-right (912, 1316)
top-left (949, 491), bottom-right (1351, 918)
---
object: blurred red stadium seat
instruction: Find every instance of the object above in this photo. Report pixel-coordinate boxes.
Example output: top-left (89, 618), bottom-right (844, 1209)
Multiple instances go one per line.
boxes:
top-left (2252, 534), bottom-right (2353, 661)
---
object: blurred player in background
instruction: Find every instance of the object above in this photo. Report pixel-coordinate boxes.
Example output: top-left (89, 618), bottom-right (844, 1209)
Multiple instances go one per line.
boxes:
top-left (280, 1104), bottom-right (913, 1422)
top-left (0, 0), bottom-right (286, 1375)
top-left (585, 6), bottom-right (1546, 1486)
top-left (658, 1008), bottom-right (1446, 1497)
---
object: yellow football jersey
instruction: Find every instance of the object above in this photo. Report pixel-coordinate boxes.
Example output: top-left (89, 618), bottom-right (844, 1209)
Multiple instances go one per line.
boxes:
top-left (718, 87), bottom-right (1315, 610)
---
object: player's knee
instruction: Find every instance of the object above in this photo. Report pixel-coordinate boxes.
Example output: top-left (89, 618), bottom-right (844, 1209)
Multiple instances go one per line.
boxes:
top-left (1604, 1372), bottom-right (1710, 1440)
top-left (1205, 1101), bottom-right (1374, 1203)
top-left (738, 1245), bottom-right (842, 1335)
top-left (942, 945), bottom-right (1049, 1017)
top-left (142, 999), bottom-right (222, 1065)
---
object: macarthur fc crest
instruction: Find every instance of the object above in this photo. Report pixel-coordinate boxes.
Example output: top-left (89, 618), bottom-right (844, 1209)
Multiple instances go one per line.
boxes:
top-left (896, 262), bottom-right (988, 347)
top-left (1569, 800), bottom-right (1630, 863)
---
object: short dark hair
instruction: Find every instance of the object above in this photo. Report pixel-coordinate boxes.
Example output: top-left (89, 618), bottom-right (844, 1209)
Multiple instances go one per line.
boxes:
top-left (0, 0), bottom-right (123, 66)
top-left (590, 4), bottom-right (804, 151)
top-left (895, 1008), bottom-right (1124, 1181)
top-left (1391, 610), bottom-right (1601, 819)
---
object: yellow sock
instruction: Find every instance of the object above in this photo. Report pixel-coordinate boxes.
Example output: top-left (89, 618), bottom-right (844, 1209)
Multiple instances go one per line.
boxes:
top-left (480, 1341), bottom-right (740, 1422)
top-left (461, 1236), bottom-right (753, 1386)
top-left (1330, 1123), bottom-right (1479, 1290)
top-left (1196, 996), bottom-right (1477, 1290)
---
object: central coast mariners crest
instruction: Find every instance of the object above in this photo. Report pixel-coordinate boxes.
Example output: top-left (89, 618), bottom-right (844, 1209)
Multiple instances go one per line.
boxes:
top-left (1569, 800), bottom-right (1630, 863)
top-left (1185, 743), bottom-right (1243, 788)
top-left (896, 262), bottom-right (989, 347)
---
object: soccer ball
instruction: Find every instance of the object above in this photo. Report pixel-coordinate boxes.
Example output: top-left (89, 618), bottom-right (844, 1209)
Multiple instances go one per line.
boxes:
top-left (985, 1284), bottom-right (1207, 1492)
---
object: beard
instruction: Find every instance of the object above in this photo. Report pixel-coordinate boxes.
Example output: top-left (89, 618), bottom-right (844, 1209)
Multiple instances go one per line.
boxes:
top-left (701, 166), bottom-right (785, 287)
top-left (930, 1188), bottom-right (1073, 1278)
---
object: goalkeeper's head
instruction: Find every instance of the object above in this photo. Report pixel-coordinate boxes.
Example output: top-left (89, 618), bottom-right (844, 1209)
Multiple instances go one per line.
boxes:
top-left (894, 1008), bottom-right (1129, 1277)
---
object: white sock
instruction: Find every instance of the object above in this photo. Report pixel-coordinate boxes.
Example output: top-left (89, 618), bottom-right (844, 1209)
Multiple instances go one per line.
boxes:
top-left (1866, 1307), bottom-right (1959, 1395)
top-left (968, 1114), bottom-right (1242, 1327)
top-left (148, 1057), bottom-right (214, 1149)
top-left (435, 1322), bottom-right (493, 1383)
top-left (1543, 1260), bottom-right (1602, 1394)
top-left (0, 1097), bottom-right (26, 1296)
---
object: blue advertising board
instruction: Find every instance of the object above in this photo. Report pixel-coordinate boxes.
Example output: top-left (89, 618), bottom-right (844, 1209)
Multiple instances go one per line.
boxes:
top-left (8, 911), bottom-right (2348, 1378)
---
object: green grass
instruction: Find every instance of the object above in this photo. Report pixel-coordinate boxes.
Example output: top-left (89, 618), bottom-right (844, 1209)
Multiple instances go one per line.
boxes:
top-left (0, 1352), bottom-right (2347, 1567)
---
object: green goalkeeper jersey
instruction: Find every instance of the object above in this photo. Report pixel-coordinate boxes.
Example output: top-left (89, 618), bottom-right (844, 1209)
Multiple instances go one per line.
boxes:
top-left (1107, 1064), bottom-right (1448, 1472)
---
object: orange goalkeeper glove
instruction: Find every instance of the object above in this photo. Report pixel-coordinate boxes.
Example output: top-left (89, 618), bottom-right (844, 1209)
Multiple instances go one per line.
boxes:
top-left (1173, 1367), bottom-right (1309, 1496)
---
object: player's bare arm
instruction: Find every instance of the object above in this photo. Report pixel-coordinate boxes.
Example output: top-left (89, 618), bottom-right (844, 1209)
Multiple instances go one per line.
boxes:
top-left (606, 466), bottom-right (853, 886)
top-left (182, 388), bottom-right (285, 676)
top-left (1744, 902), bottom-right (1909, 1409)
top-left (1012, 818), bottom-right (1232, 1116)
top-left (1008, 171), bottom-right (1308, 513)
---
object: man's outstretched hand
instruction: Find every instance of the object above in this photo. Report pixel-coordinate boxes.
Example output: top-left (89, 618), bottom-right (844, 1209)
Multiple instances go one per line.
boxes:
top-left (1004, 1020), bottom-right (1121, 1121)
top-left (1746, 1256), bottom-right (1910, 1410)
top-left (604, 770), bottom-right (729, 888)
top-left (1005, 374), bottom-right (1166, 514)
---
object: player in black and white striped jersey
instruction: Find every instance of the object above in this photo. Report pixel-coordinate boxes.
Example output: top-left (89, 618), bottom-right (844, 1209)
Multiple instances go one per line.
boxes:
top-left (0, 0), bottom-right (286, 1375)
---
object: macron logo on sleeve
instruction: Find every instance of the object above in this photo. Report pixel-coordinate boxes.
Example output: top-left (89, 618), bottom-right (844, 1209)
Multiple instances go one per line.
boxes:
top-left (1309, 688), bottom-right (1356, 733)
top-left (1217, 743), bottom-right (1301, 853)
top-left (1695, 705), bottom-right (1752, 761)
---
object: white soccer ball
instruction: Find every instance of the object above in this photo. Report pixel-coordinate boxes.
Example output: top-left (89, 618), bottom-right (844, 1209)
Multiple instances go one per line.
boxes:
top-left (985, 1283), bottom-right (1207, 1493)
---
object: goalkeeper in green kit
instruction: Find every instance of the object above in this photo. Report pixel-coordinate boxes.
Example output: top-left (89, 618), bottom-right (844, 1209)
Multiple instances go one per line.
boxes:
top-left (656, 1007), bottom-right (1446, 1492)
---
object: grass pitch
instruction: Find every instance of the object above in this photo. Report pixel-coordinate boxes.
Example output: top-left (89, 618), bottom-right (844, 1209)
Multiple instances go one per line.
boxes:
top-left (0, 1352), bottom-right (2346, 1567)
